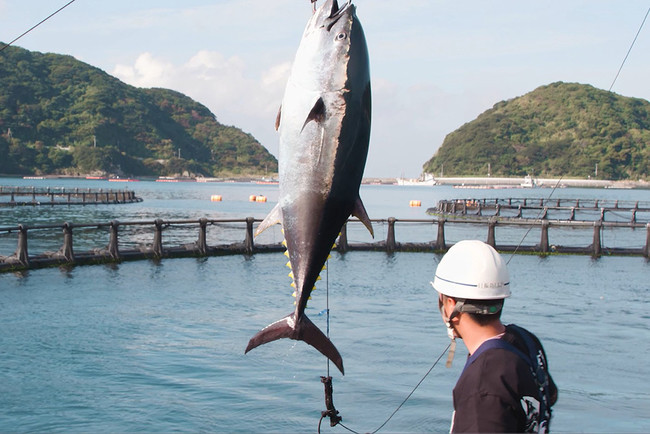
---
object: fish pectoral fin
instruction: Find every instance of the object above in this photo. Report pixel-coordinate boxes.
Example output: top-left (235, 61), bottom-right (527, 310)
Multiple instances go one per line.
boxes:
top-left (255, 203), bottom-right (282, 237)
top-left (297, 315), bottom-right (344, 375)
top-left (352, 197), bottom-right (374, 238)
top-left (301, 97), bottom-right (326, 132)
top-left (275, 105), bottom-right (282, 131)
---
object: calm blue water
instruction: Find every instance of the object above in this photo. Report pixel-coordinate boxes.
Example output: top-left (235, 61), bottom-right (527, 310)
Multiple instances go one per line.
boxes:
top-left (1, 178), bottom-right (650, 432)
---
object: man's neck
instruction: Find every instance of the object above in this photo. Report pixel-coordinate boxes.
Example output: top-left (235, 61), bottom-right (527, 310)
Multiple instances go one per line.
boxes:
top-left (461, 321), bottom-right (506, 355)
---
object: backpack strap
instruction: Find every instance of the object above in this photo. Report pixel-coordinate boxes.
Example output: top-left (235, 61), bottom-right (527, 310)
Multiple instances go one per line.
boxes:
top-left (506, 324), bottom-right (553, 427)
top-left (463, 337), bottom-right (530, 373)
top-left (463, 325), bottom-right (553, 431)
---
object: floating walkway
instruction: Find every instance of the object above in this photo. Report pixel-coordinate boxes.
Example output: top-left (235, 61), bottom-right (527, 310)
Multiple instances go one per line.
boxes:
top-left (431, 197), bottom-right (650, 223)
top-left (0, 186), bottom-right (142, 206)
top-left (1, 215), bottom-right (649, 273)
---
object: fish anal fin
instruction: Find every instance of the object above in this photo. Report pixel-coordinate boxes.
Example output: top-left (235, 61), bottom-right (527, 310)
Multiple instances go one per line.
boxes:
top-left (352, 197), bottom-right (374, 238)
top-left (255, 203), bottom-right (282, 237)
top-left (301, 97), bottom-right (326, 132)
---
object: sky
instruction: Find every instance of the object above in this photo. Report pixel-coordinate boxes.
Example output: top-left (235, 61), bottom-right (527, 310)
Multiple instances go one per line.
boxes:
top-left (1, 0), bottom-right (649, 178)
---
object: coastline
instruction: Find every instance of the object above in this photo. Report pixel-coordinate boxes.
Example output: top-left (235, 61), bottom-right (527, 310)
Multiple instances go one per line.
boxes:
top-left (374, 176), bottom-right (650, 189)
top-left (4, 173), bottom-right (650, 189)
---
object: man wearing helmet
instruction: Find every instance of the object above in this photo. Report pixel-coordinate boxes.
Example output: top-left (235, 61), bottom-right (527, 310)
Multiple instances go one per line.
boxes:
top-left (432, 240), bottom-right (558, 433)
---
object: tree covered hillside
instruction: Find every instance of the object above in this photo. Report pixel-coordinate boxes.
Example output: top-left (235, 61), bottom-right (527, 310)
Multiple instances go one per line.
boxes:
top-left (0, 44), bottom-right (278, 177)
top-left (423, 82), bottom-right (650, 180)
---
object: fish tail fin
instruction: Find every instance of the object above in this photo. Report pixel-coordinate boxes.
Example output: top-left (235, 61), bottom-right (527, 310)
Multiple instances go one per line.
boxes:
top-left (299, 314), bottom-right (344, 375)
top-left (245, 314), bottom-right (295, 352)
top-left (245, 313), bottom-right (345, 375)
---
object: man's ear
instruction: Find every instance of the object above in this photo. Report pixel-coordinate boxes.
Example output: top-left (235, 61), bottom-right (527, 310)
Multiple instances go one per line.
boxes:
top-left (445, 296), bottom-right (457, 310)
top-left (446, 297), bottom-right (463, 325)
top-left (442, 296), bottom-right (456, 318)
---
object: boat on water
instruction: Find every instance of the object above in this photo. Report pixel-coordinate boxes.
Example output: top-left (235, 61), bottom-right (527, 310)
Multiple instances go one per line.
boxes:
top-left (396, 173), bottom-right (436, 186)
top-left (156, 177), bottom-right (196, 183)
top-left (108, 177), bottom-right (139, 182)
top-left (521, 175), bottom-right (537, 188)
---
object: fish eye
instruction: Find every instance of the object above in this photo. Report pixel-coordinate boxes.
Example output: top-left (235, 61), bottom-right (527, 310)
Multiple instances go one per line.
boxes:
top-left (336, 32), bottom-right (347, 41)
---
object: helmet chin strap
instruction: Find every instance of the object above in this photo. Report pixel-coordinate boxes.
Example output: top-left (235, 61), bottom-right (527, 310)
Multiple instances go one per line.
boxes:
top-left (442, 298), bottom-right (504, 367)
top-left (443, 300), bottom-right (465, 368)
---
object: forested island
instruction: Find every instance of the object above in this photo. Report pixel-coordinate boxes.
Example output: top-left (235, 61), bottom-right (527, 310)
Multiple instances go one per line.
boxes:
top-left (424, 82), bottom-right (650, 181)
top-left (0, 44), bottom-right (278, 178)
top-left (3, 44), bottom-right (649, 181)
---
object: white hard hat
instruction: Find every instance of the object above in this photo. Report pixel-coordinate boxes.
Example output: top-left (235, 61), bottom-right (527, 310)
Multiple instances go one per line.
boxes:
top-left (432, 240), bottom-right (511, 300)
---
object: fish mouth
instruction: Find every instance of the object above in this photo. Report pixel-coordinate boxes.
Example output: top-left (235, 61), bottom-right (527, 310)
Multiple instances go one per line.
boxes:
top-left (329, 0), bottom-right (352, 19)
top-left (322, 0), bottom-right (353, 30)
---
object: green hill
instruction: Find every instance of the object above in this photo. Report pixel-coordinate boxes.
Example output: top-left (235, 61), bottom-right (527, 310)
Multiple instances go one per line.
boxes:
top-left (423, 82), bottom-right (650, 180)
top-left (0, 44), bottom-right (278, 177)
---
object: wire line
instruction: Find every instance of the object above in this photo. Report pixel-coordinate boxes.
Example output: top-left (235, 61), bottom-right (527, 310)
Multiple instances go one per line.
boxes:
top-left (0, 0), bottom-right (78, 53)
top-left (609, 6), bottom-right (650, 91)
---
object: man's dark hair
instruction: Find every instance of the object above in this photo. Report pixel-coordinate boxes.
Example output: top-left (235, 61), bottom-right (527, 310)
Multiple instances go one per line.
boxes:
top-left (463, 299), bottom-right (504, 325)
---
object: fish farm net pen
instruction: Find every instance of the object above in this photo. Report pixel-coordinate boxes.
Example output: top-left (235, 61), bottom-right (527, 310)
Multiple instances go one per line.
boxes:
top-left (317, 342), bottom-right (452, 434)
top-left (507, 176), bottom-right (564, 264)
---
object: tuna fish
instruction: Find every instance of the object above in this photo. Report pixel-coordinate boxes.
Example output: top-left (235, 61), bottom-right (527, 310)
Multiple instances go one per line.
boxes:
top-left (245, 0), bottom-right (372, 375)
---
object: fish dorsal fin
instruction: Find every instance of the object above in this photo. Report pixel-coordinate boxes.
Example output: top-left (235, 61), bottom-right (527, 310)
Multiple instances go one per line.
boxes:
top-left (301, 97), bottom-right (326, 131)
top-left (352, 197), bottom-right (374, 238)
top-left (275, 105), bottom-right (282, 131)
top-left (255, 203), bottom-right (283, 237)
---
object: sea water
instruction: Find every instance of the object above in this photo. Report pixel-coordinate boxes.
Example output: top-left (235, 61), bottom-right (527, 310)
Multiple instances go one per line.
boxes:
top-left (1, 178), bottom-right (649, 432)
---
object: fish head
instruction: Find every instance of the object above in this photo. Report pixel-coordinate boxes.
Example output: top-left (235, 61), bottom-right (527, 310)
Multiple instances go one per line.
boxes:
top-left (292, 0), bottom-right (359, 92)
top-left (311, 0), bottom-right (354, 31)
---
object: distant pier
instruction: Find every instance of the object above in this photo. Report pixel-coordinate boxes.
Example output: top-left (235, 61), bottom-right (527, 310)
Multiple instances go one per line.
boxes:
top-left (1, 214), bottom-right (649, 273)
top-left (0, 186), bottom-right (142, 206)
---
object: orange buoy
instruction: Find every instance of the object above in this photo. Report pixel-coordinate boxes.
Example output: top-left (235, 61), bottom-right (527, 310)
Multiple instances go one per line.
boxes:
top-left (249, 195), bottom-right (257, 202)
top-left (409, 200), bottom-right (422, 207)
top-left (210, 194), bottom-right (223, 202)
top-left (256, 195), bottom-right (267, 203)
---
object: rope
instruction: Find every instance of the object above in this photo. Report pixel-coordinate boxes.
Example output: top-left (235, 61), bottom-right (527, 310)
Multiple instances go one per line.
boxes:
top-left (366, 342), bottom-right (452, 434)
top-left (507, 177), bottom-right (564, 264)
top-left (316, 250), bottom-right (452, 433)
top-left (609, 6), bottom-right (650, 91)
top-left (322, 342), bottom-right (452, 434)
top-left (326, 257), bottom-right (330, 377)
top-left (0, 0), bottom-right (78, 53)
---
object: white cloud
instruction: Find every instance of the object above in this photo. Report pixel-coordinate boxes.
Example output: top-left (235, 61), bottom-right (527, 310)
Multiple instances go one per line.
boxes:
top-left (113, 52), bottom-right (175, 87)
top-left (103, 0), bottom-right (650, 178)
top-left (112, 50), bottom-right (289, 155)
top-left (112, 50), bottom-right (470, 178)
